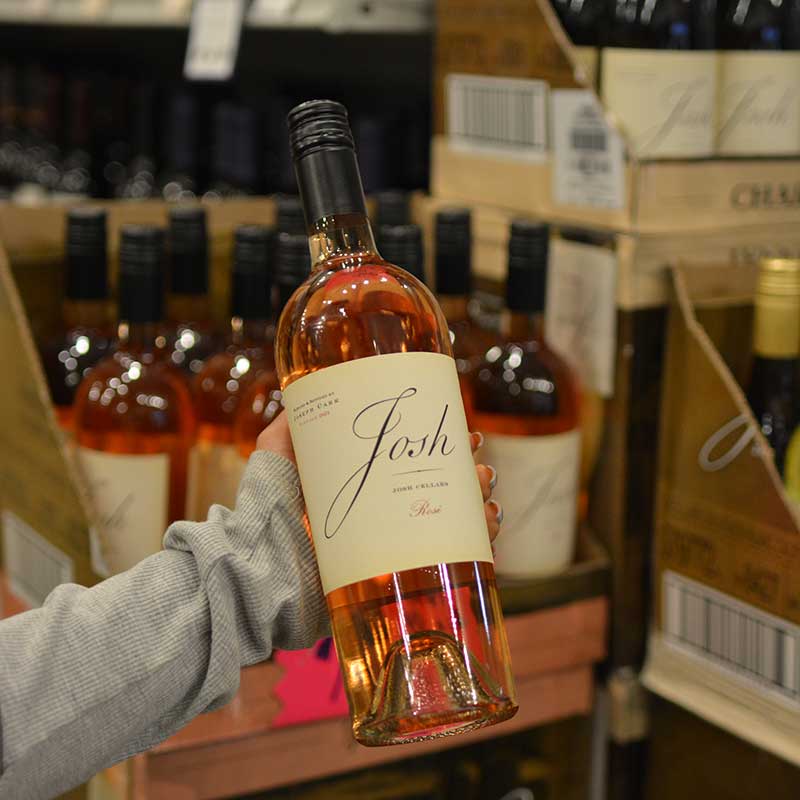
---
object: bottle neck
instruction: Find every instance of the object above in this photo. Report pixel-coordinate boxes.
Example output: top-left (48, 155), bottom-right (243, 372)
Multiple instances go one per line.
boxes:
top-left (167, 293), bottom-right (210, 324)
top-left (754, 294), bottom-right (800, 359)
top-left (503, 310), bottom-right (545, 342)
top-left (309, 212), bottom-right (378, 271)
top-left (438, 295), bottom-right (469, 322)
top-left (63, 297), bottom-right (109, 329)
top-left (117, 320), bottom-right (164, 349)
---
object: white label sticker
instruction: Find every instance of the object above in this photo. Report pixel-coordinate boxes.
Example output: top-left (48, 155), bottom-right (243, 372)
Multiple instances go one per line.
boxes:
top-left (717, 51), bottom-right (800, 156)
top-left (446, 73), bottom-right (549, 160)
top-left (77, 448), bottom-right (169, 574)
top-left (184, 0), bottom-right (246, 81)
top-left (1, 510), bottom-right (74, 608)
top-left (601, 48), bottom-right (717, 158)
top-left (546, 238), bottom-right (618, 398)
top-left (185, 441), bottom-right (246, 520)
top-left (483, 430), bottom-right (580, 578)
top-left (663, 571), bottom-right (800, 707)
top-left (284, 352), bottom-right (493, 594)
top-left (551, 89), bottom-right (625, 210)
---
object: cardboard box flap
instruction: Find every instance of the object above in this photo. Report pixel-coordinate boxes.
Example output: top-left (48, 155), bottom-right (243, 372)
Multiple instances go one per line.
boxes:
top-left (0, 243), bottom-right (99, 588)
top-left (656, 266), bottom-right (800, 627)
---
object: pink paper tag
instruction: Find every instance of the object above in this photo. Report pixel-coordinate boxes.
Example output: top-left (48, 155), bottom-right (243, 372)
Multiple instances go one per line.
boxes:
top-left (271, 638), bottom-right (349, 727)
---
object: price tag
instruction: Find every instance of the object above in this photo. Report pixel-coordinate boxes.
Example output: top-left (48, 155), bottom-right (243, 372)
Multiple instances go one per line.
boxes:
top-left (546, 237), bottom-right (618, 398)
top-left (248, 0), bottom-right (295, 21)
top-left (0, 0), bottom-right (50, 18)
top-left (184, 0), bottom-right (246, 81)
top-left (551, 89), bottom-right (625, 210)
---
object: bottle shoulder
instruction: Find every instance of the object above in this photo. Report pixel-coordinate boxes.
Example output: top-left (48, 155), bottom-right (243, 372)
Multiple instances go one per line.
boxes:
top-left (276, 257), bottom-right (451, 385)
top-left (74, 349), bottom-right (194, 433)
top-left (469, 338), bottom-right (580, 426)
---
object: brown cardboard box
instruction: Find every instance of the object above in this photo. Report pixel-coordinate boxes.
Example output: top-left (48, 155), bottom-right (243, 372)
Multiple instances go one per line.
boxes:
top-left (433, 0), bottom-right (800, 234)
top-left (642, 264), bottom-right (800, 766)
top-left (432, 135), bottom-right (800, 235)
top-left (0, 199), bottom-right (275, 597)
top-left (413, 192), bottom-right (800, 309)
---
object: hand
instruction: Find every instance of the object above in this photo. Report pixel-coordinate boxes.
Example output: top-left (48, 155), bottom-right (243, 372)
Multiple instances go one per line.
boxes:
top-left (258, 414), bottom-right (502, 541)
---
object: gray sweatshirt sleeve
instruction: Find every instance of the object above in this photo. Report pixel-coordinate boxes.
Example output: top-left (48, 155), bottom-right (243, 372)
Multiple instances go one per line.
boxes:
top-left (0, 451), bottom-right (329, 800)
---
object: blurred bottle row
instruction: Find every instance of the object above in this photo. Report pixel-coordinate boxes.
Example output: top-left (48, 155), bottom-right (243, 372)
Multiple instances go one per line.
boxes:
top-left (550, 0), bottom-right (800, 157)
top-left (0, 61), bottom-right (428, 204)
top-left (40, 194), bottom-right (597, 580)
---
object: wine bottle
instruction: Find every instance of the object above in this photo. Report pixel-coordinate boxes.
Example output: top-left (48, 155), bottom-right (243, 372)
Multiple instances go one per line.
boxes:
top-left (187, 225), bottom-right (274, 519)
top-left (158, 88), bottom-right (198, 202)
top-left (601, 0), bottom-right (717, 157)
top-left (747, 258), bottom-right (800, 476)
top-left (206, 102), bottom-right (261, 199)
top-left (233, 231), bottom-right (309, 459)
top-left (468, 221), bottom-right (581, 577)
top-left (435, 208), bottom-right (493, 382)
top-left (73, 225), bottom-right (195, 574)
top-left (377, 224), bottom-right (426, 284)
top-left (278, 99), bottom-right (516, 745)
top-left (275, 193), bottom-right (306, 235)
top-left (165, 205), bottom-right (218, 375)
top-left (40, 208), bottom-right (112, 429)
top-left (553, 0), bottom-right (605, 85)
top-left (717, 0), bottom-right (800, 155)
top-left (373, 189), bottom-right (411, 228)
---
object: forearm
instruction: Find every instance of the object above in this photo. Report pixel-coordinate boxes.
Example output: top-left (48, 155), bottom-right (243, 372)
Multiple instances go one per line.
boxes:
top-left (0, 452), bottom-right (327, 800)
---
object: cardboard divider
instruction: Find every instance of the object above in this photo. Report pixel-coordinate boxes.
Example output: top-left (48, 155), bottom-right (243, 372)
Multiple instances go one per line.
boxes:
top-left (643, 263), bottom-right (800, 765)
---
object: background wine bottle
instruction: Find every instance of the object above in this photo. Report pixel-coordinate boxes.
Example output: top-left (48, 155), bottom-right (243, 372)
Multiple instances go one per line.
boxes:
top-left (188, 225), bottom-right (274, 519)
top-left (278, 99), bottom-right (516, 745)
top-left (377, 223), bottom-right (426, 285)
top-left (747, 258), bottom-right (800, 476)
top-left (717, 0), bottom-right (800, 155)
top-left (435, 208), bottom-right (493, 383)
top-left (552, 0), bottom-right (604, 85)
top-left (73, 225), bottom-right (195, 574)
top-left (468, 221), bottom-right (581, 577)
top-left (40, 207), bottom-right (112, 430)
top-left (233, 231), bottom-right (309, 460)
top-left (602, 0), bottom-right (717, 157)
top-left (165, 205), bottom-right (218, 375)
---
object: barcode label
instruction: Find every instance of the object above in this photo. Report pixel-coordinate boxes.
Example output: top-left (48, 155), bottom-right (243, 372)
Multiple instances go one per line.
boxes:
top-left (2, 510), bottom-right (74, 608)
top-left (571, 127), bottom-right (607, 152)
top-left (446, 74), bottom-right (548, 159)
top-left (663, 571), bottom-right (800, 705)
top-left (551, 89), bottom-right (625, 210)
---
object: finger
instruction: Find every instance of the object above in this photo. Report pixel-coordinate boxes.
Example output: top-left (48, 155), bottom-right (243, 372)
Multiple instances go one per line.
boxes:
top-left (256, 411), bottom-right (297, 465)
top-left (470, 431), bottom-right (484, 455)
top-left (485, 499), bottom-right (502, 542)
top-left (476, 464), bottom-right (497, 502)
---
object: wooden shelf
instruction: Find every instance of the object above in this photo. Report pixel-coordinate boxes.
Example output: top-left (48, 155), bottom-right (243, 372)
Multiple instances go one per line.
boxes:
top-left (1, 563), bottom-right (607, 799)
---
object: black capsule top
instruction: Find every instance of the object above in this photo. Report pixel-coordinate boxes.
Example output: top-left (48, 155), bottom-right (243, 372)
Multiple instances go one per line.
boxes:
top-left (65, 207), bottom-right (108, 301)
top-left (374, 190), bottom-right (411, 227)
top-left (119, 225), bottom-right (165, 324)
top-left (275, 232), bottom-right (310, 312)
top-left (379, 224), bottom-right (425, 284)
top-left (232, 225), bottom-right (273, 320)
top-left (435, 208), bottom-right (471, 296)
top-left (506, 220), bottom-right (549, 314)
top-left (275, 194), bottom-right (306, 235)
top-left (168, 205), bottom-right (208, 295)
top-left (287, 99), bottom-right (367, 227)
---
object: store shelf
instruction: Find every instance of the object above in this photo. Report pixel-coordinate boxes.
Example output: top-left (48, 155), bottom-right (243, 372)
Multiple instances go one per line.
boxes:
top-left (1, 556), bottom-right (607, 798)
top-left (0, 0), bottom-right (433, 32)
